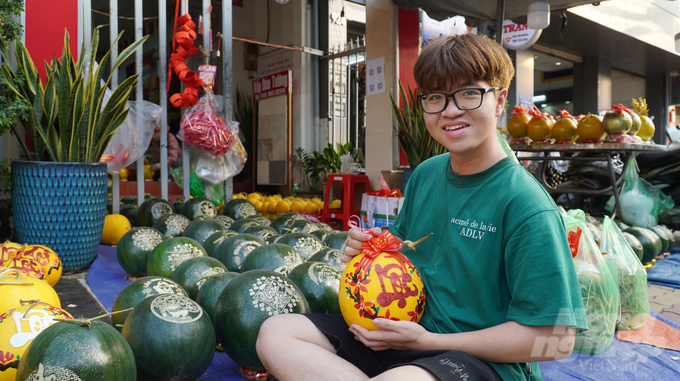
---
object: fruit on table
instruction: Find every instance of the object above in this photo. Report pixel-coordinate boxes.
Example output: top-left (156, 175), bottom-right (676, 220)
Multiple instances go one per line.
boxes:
top-left (647, 225), bottom-right (672, 254)
top-left (552, 110), bottom-right (578, 142)
top-left (323, 231), bottom-right (348, 251)
top-left (137, 198), bottom-right (174, 227)
top-left (239, 243), bottom-right (304, 276)
top-left (603, 104), bottom-right (632, 136)
top-left (112, 276), bottom-right (188, 331)
top-left (526, 110), bottom-right (554, 142)
top-left (309, 248), bottom-right (347, 272)
top-left (623, 227), bottom-right (662, 264)
top-left (2, 256), bottom-right (46, 282)
top-left (507, 106), bottom-right (531, 139)
top-left (147, 237), bottom-right (207, 279)
top-left (632, 97), bottom-right (655, 142)
top-left (621, 232), bottom-right (644, 262)
top-left (0, 241), bottom-right (23, 264)
top-left (213, 270), bottom-right (310, 371)
top-left (0, 270), bottom-right (60, 313)
top-left (101, 214), bottom-right (132, 245)
top-left (16, 319), bottom-right (136, 381)
top-left (213, 215), bottom-right (235, 230)
top-left (229, 217), bottom-right (262, 233)
top-left (577, 113), bottom-right (604, 142)
top-left (628, 109), bottom-right (642, 135)
top-left (116, 227), bottom-right (164, 277)
top-left (0, 302), bottom-right (72, 381)
top-left (122, 294), bottom-right (215, 381)
top-left (290, 219), bottom-right (321, 234)
top-left (288, 262), bottom-right (342, 314)
top-left (182, 218), bottom-right (226, 248)
top-left (153, 213), bottom-right (191, 239)
top-left (329, 199), bottom-right (342, 209)
top-left (171, 256), bottom-right (227, 299)
top-left (180, 196), bottom-right (218, 220)
top-left (195, 272), bottom-right (239, 323)
top-left (12, 245), bottom-right (62, 287)
top-left (212, 234), bottom-right (264, 272)
top-left (222, 198), bottom-right (258, 220)
top-left (241, 225), bottom-right (279, 242)
top-left (275, 232), bottom-right (324, 261)
top-left (270, 213), bottom-right (304, 234)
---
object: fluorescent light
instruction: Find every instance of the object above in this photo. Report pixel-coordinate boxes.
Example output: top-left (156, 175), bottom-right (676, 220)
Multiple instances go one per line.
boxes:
top-left (565, 101), bottom-right (571, 104)
top-left (533, 95), bottom-right (547, 102)
top-left (534, 55), bottom-right (538, 59)
top-left (555, 62), bottom-right (562, 66)
top-left (541, 104), bottom-right (548, 108)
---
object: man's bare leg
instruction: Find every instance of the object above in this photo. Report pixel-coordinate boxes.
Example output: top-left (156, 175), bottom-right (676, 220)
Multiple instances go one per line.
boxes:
top-left (256, 314), bottom-right (370, 381)
top-left (371, 366), bottom-right (438, 381)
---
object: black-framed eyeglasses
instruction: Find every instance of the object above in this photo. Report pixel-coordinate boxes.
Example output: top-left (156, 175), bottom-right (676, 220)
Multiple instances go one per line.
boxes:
top-left (419, 87), bottom-right (500, 114)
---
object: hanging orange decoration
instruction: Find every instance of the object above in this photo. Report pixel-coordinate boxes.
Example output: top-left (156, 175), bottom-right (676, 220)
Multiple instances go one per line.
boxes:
top-left (168, 1), bottom-right (204, 108)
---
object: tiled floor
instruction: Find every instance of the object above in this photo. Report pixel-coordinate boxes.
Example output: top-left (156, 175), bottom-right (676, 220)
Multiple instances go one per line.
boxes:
top-left (648, 283), bottom-right (680, 325)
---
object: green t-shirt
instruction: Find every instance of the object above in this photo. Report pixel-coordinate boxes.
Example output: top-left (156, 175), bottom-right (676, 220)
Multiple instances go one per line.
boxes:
top-left (388, 154), bottom-right (588, 381)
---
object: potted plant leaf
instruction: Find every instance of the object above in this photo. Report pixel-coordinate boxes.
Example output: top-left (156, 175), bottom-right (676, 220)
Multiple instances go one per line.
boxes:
top-left (0, 28), bottom-right (147, 270)
top-left (390, 81), bottom-right (446, 189)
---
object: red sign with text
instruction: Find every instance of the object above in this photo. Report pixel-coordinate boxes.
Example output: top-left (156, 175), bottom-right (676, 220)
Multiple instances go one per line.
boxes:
top-left (252, 70), bottom-right (292, 101)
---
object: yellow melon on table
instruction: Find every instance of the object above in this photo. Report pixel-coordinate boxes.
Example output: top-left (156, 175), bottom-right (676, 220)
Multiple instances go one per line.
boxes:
top-left (275, 200), bottom-right (291, 214)
top-left (101, 214), bottom-right (132, 246)
top-left (0, 242), bottom-right (23, 265)
top-left (339, 249), bottom-right (426, 330)
top-left (13, 245), bottom-right (62, 287)
top-left (290, 201), bottom-right (305, 213)
top-left (304, 202), bottom-right (320, 215)
top-left (2, 257), bottom-right (47, 282)
top-left (0, 302), bottom-right (72, 381)
top-left (0, 270), bottom-right (60, 313)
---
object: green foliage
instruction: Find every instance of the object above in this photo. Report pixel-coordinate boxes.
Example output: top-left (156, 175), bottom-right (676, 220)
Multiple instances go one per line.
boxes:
top-left (0, 160), bottom-right (10, 192)
top-left (390, 81), bottom-right (446, 168)
top-left (0, 28), bottom-right (148, 162)
top-left (0, 0), bottom-right (24, 43)
top-left (296, 143), bottom-right (361, 191)
top-left (235, 87), bottom-right (253, 142)
top-left (296, 147), bottom-right (324, 191)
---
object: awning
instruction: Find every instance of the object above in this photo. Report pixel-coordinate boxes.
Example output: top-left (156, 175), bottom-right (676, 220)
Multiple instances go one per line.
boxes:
top-left (391, 0), bottom-right (607, 23)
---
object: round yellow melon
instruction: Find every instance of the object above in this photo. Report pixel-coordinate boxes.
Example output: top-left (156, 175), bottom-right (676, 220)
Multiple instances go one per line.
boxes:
top-left (101, 214), bottom-right (132, 246)
top-left (0, 302), bottom-right (72, 381)
top-left (339, 251), bottom-right (426, 330)
top-left (0, 242), bottom-right (23, 265)
top-left (0, 271), bottom-right (60, 313)
top-left (14, 245), bottom-right (62, 287)
top-left (2, 257), bottom-right (46, 281)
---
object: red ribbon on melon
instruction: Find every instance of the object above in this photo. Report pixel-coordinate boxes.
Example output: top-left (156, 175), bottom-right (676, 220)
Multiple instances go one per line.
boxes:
top-left (168, 1), bottom-right (203, 108)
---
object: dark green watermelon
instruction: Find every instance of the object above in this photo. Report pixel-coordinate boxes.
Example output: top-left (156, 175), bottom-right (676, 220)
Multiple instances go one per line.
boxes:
top-left (16, 320), bottom-right (136, 380)
top-left (242, 225), bottom-right (279, 241)
top-left (121, 294), bottom-right (215, 381)
top-left (250, 215), bottom-right (272, 226)
top-left (311, 230), bottom-right (328, 241)
top-left (171, 256), bottom-right (228, 299)
top-left (624, 227), bottom-right (663, 263)
top-left (213, 270), bottom-right (310, 371)
top-left (309, 248), bottom-right (347, 271)
top-left (173, 198), bottom-right (186, 213)
top-left (648, 225), bottom-right (672, 253)
top-left (137, 198), bottom-right (175, 227)
top-left (323, 231), bottom-right (348, 251)
top-left (121, 204), bottom-right (139, 227)
top-left (621, 232), bottom-right (644, 262)
top-left (212, 234), bottom-right (264, 272)
top-left (116, 227), bottom-right (164, 276)
top-left (182, 218), bottom-right (226, 247)
top-left (660, 225), bottom-right (676, 249)
top-left (153, 213), bottom-right (191, 239)
top-left (276, 232), bottom-right (324, 260)
top-left (195, 272), bottom-right (240, 323)
top-left (288, 262), bottom-right (342, 314)
top-left (181, 197), bottom-right (218, 220)
top-left (315, 222), bottom-right (335, 233)
top-left (222, 199), bottom-right (258, 220)
top-left (269, 213), bottom-right (303, 234)
top-left (229, 217), bottom-right (262, 233)
top-left (240, 243), bottom-right (304, 276)
top-left (147, 237), bottom-right (207, 278)
top-left (112, 276), bottom-right (188, 331)
top-left (203, 230), bottom-right (239, 257)
top-left (265, 234), bottom-right (283, 244)
top-left (214, 215), bottom-right (235, 229)
top-left (290, 219), bottom-right (320, 233)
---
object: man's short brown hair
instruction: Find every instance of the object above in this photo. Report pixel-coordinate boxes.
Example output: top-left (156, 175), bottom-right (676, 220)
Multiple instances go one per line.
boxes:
top-left (413, 34), bottom-right (515, 92)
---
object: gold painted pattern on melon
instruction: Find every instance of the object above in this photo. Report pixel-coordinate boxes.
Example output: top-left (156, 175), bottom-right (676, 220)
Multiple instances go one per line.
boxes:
top-left (249, 276), bottom-right (301, 316)
top-left (150, 294), bottom-right (203, 323)
top-left (132, 229), bottom-right (163, 251)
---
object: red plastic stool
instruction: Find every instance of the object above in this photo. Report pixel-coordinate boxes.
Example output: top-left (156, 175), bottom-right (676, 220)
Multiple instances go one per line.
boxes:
top-left (320, 174), bottom-right (370, 230)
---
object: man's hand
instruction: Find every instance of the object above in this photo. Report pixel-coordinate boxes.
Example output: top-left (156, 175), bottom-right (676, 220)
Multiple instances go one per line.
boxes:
top-left (348, 319), bottom-right (431, 351)
top-left (341, 227), bottom-right (383, 263)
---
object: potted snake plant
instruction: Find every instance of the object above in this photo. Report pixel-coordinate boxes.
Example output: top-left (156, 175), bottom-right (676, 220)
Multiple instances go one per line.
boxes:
top-left (0, 28), bottom-right (147, 270)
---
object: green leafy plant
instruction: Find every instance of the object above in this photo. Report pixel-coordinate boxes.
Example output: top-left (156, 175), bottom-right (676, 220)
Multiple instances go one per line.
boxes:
top-left (0, 0), bottom-right (25, 138)
top-left (390, 81), bottom-right (446, 168)
top-left (0, 28), bottom-right (148, 162)
top-left (320, 142), bottom-right (355, 175)
top-left (0, 160), bottom-right (10, 192)
top-left (295, 147), bottom-right (324, 191)
top-left (235, 87), bottom-right (253, 142)
top-left (296, 142), bottom-right (361, 191)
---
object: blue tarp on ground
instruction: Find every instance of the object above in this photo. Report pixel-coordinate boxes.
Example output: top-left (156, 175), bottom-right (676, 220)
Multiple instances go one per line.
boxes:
top-left (88, 245), bottom-right (680, 381)
top-left (646, 248), bottom-right (680, 288)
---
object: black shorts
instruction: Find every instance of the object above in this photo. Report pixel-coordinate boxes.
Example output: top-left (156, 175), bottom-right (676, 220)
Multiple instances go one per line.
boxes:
top-left (305, 313), bottom-right (503, 381)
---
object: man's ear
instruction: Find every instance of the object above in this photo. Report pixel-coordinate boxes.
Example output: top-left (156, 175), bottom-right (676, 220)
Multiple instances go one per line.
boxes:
top-left (495, 88), bottom-right (509, 117)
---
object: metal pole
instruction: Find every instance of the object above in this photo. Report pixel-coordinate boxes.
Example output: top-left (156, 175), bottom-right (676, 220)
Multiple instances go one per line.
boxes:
top-left (223, 0), bottom-right (234, 201)
top-left (495, 0), bottom-right (506, 43)
top-left (110, 0), bottom-right (120, 214)
top-left (135, 0), bottom-right (145, 206)
top-left (159, 0), bottom-right (169, 200)
top-left (203, 0), bottom-right (212, 201)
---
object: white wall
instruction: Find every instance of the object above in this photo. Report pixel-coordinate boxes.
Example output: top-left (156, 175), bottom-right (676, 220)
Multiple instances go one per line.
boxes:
top-left (611, 69), bottom-right (646, 107)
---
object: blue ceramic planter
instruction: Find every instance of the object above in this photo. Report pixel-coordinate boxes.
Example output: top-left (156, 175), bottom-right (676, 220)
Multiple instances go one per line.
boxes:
top-left (12, 161), bottom-right (108, 271)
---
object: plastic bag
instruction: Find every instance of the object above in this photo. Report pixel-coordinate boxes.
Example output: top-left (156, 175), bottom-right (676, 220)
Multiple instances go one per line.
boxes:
top-left (170, 166), bottom-right (224, 207)
top-left (178, 89), bottom-right (239, 159)
top-left (564, 213), bottom-right (619, 355)
top-left (194, 137), bottom-right (247, 185)
top-left (600, 216), bottom-right (650, 330)
top-left (101, 100), bottom-right (162, 174)
top-left (606, 157), bottom-right (675, 227)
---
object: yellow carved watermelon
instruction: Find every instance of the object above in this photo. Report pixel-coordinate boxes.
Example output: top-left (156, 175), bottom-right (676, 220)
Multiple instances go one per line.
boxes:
top-left (13, 245), bottom-right (62, 286)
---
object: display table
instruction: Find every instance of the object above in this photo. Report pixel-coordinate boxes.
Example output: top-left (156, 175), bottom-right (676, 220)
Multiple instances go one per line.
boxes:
top-left (511, 143), bottom-right (667, 217)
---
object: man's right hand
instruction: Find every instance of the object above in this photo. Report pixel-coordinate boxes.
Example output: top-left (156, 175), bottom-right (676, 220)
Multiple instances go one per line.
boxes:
top-left (341, 227), bottom-right (383, 263)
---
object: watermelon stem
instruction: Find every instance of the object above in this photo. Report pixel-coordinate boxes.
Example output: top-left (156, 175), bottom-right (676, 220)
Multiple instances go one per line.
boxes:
top-left (402, 233), bottom-right (433, 251)
top-left (0, 281), bottom-right (32, 285)
top-left (190, 273), bottom-right (224, 287)
top-left (54, 307), bottom-right (134, 328)
top-left (0, 268), bottom-right (23, 278)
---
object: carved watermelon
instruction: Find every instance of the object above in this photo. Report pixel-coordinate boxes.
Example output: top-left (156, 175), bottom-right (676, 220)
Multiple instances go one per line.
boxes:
top-left (195, 272), bottom-right (240, 323)
top-left (182, 218), bottom-right (226, 248)
top-left (270, 214), bottom-right (302, 234)
top-left (241, 225), bottom-right (279, 242)
top-left (153, 213), bottom-right (191, 239)
top-left (229, 217), bottom-right (262, 233)
top-left (240, 244), bottom-right (304, 276)
top-left (213, 270), bottom-right (310, 371)
top-left (222, 199), bottom-right (258, 220)
top-left (323, 231), bottom-right (348, 251)
top-left (122, 294), bottom-right (215, 381)
top-left (212, 234), bottom-right (264, 272)
top-left (180, 197), bottom-right (218, 220)
top-left (309, 248), bottom-right (347, 272)
top-left (147, 237), bottom-right (207, 279)
top-left (214, 215), bottom-right (235, 229)
top-left (203, 230), bottom-right (239, 257)
top-left (288, 262), bottom-right (342, 314)
top-left (116, 227), bottom-right (164, 277)
top-left (111, 276), bottom-right (188, 331)
top-left (137, 198), bottom-right (174, 227)
top-left (276, 232), bottom-right (324, 260)
top-left (171, 256), bottom-right (227, 299)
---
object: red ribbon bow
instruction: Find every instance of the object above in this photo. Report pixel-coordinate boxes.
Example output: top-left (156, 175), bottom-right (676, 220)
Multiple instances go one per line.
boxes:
top-left (348, 217), bottom-right (404, 258)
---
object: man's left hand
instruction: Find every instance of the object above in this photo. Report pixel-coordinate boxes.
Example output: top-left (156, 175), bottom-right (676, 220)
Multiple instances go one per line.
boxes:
top-left (348, 319), bottom-right (431, 351)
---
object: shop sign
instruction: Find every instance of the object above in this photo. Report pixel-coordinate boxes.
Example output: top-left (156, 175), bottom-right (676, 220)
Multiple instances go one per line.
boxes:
top-left (253, 70), bottom-right (292, 101)
top-left (501, 20), bottom-right (542, 51)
